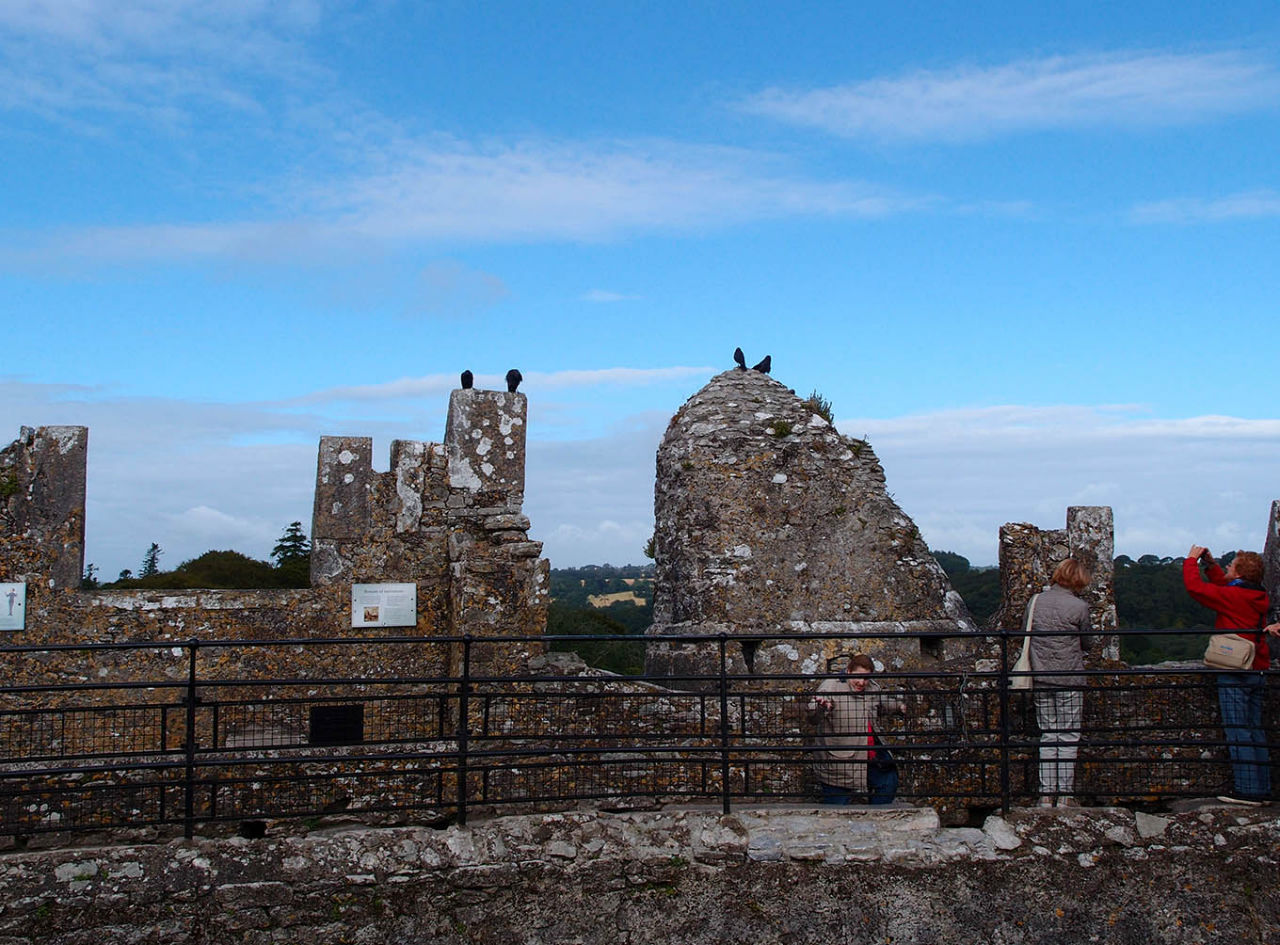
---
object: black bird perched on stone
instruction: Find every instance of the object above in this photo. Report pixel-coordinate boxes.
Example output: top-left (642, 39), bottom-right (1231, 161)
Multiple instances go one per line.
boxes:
top-left (460, 369), bottom-right (474, 389)
top-left (506, 368), bottom-right (523, 392)
top-left (751, 355), bottom-right (771, 374)
top-left (733, 347), bottom-right (746, 370)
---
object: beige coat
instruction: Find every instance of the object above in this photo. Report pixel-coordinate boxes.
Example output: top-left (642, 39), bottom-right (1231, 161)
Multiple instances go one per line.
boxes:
top-left (808, 677), bottom-right (889, 790)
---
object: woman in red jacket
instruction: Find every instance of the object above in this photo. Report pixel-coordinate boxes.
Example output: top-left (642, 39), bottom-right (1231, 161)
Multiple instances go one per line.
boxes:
top-left (1183, 546), bottom-right (1271, 805)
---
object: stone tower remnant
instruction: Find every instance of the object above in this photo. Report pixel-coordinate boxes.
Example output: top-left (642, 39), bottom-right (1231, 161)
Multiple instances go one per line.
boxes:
top-left (0, 425), bottom-right (88, 593)
top-left (645, 369), bottom-right (977, 685)
top-left (1264, 500), bottom-right (1280, 625)
top-left (989, 506), bottom-right (1118, 660)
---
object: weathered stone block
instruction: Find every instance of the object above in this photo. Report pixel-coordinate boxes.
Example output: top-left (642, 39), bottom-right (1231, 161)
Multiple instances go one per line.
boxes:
top-left (645, 370), bottom-right (976, 685)
top-left (0, 424), bottom-right (88, 590)
top-left (444, 389), bottom-right (526, 512)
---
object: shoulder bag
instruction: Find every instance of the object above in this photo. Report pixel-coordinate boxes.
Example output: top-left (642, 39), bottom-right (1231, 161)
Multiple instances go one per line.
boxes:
top-left (1010, 593), bottom-right (1040, 690)
top-left (1204, 632), bottom-right (1256, 670)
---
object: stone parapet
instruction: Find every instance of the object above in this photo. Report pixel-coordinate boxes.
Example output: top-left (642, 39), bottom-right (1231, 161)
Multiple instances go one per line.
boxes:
top-left (444, 388), bottom-right (526, 515)
top-left (1, 805), bottom-right (1275, 944)
top-left (2, 381), bottom-right (546, 681)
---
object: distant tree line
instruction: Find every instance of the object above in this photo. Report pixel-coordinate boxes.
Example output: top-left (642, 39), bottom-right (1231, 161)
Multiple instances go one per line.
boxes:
top-left (80, 535), bottom-right (1237, 668)
top-left (933, 550), bottom-right (1230, 663)
top-left (82, 522), bottom-right (312, 591)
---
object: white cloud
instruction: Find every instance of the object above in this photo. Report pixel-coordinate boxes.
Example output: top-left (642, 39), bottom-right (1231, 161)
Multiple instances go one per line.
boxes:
top-left (8, 377), bottom-right (1276, 582)
top-left (581, 290), bottom-right (641, 303)
top-left (0, 140), bottom-right (928, 268)
top-left (842, 405), bottom-right (1280, 565)
top-left (0, 0), bottom-right (324, 123)
top-left (290, 366), bottom-right (715, 405)
top-left (741, 51), bottom-right (1280, 142)
top-left (1130, 189), bottom-right (1280, 224)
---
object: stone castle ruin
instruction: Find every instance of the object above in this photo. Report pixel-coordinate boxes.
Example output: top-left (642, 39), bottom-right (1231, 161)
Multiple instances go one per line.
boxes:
top-left (646, 369), bottom-right (983, 685)
top-left (5, 369), bottom-right (1280, 943)
top-left (5, 365), bottom-right (1275, 827)
top-left (0, 387), bottom-right (548, 692)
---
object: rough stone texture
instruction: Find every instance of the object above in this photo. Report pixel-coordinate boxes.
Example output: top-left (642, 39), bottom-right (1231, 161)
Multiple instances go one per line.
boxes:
top-left (646, 370), bottom-right (976, 685)
top-left (1, 804), bottom-right (1276, 944)
top-left (443, 389), bottom-right (526, 512)
top-left (1265, 499), bottom-right (1280, 624)
top-left (990, 507), bottom-right (1119, 661)
top-left (0, 425), bottom-right (88, 593)
top-left (0, 385), bottom-right (548, 697)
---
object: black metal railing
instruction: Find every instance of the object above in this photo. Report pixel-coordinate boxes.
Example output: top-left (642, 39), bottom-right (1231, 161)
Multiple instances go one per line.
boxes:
top-left (1, 627), bottom-right (1275, 838)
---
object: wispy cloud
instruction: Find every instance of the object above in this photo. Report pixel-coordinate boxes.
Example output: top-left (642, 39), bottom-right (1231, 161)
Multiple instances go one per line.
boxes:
top-left (840, 405), bottom-right (1280, 563)
top-left (0, 0), bottom-right (325, 125)
top-left (6, 379), bottom-right (1277, 576)
top-left (290, 366), bottom-right (716, 405)
top-left (581, 290), bottom-right (641, 303)
top-left (1130, 189), bottom-right (1280, 223)
top-left (741, 51), bottom-right (1280, 142)
top-left (0, 139), bottom-right (929, 267)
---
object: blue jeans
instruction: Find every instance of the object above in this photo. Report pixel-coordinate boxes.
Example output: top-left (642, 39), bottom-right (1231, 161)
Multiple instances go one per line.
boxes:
top-left (1217, 673), bottom-right (1271, 799)
top-left (868, 763), bottom-right (899, 805)
top-left (819, 765), bottom-right (898, 805)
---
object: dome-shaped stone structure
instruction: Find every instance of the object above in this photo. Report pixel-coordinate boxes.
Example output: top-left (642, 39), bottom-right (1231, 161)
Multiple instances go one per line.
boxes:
top-left (646, 369), bottom-right (976, 684)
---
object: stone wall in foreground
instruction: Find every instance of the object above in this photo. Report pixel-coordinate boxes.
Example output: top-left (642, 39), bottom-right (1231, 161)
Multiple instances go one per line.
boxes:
top-left (1, 804), bottom-right (1276, 944)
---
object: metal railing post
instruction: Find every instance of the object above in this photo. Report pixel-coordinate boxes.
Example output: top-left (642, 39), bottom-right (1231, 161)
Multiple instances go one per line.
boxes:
top-left (183, 639), bottom-right (199, 839)
top-left (998, 626), bottom-right (1012, 815)
top-left (718, 633), bottom-right (730, 815)
top-left (456, 635), bottom-right (472, 826)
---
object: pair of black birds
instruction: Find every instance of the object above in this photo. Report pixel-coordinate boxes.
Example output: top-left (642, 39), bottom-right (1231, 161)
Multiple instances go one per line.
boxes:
top-left (459, 369), bottom-right (522, 392)
top-left (733, 348), bottom-right (771, 374)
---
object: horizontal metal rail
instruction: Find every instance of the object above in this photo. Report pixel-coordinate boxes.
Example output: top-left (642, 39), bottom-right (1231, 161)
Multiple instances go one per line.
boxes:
top-left (1, 627), bottom-right (1275, 837)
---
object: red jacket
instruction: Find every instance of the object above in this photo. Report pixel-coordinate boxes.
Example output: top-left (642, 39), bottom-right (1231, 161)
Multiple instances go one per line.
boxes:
top-left (1182, 557), bottom-right (1271, 670)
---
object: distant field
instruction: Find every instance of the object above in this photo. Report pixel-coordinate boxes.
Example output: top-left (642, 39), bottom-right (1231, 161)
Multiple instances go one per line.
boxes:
top-left (587, 591), bottom-right (647, 608)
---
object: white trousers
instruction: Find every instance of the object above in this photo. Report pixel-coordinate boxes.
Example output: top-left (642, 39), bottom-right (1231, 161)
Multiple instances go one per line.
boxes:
top-left (1034, 688), bottom-right (1082, 796)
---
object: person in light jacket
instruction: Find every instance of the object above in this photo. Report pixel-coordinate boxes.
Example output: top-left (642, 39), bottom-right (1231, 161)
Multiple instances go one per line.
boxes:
top-left (1026, 557), bottom-right (1095, 808)
top-left (807, 654), bottom-right (905, 805)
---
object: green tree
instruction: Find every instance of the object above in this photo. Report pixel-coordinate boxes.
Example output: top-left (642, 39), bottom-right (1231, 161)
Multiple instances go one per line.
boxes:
top-left (272, 521), bottom-right (310, 564)
top-left (932, 550), bottom-right (970, 577)
top-left (271, 521), bottom-right (311, 588)
top-left (140, 543), bottom-right (162, 577)
top-left (80, 563), bottom-right (99, 589)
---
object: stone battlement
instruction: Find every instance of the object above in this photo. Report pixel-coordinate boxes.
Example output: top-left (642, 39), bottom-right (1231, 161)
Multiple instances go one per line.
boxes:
top-left (0, 388), bottom-right (547, 670)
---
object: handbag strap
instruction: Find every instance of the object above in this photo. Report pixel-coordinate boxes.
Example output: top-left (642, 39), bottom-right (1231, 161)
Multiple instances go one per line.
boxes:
top-left (1018, 593), bottom-right (1040, 662)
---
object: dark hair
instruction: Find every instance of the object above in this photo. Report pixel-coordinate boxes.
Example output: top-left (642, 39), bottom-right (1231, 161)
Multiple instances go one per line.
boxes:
top-left (1051, 557), bottom-right (1091, 592)
top-left (1233, 551), bottom-right (1264, 584)
top-left (848, 654), bottom-right (875, 673)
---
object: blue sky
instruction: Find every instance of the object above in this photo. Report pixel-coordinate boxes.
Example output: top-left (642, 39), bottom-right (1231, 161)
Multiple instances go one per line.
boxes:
top-left (3, 1), bottom-right (1279, 579)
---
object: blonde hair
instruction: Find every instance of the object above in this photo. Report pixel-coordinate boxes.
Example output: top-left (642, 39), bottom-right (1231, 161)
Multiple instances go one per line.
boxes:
top-left (1052, 557), bottom-right (1091, 592)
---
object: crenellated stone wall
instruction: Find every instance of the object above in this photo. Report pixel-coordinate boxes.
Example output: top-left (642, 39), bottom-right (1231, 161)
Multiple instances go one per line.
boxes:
top-left (0, 386), bottom-right (549, 700)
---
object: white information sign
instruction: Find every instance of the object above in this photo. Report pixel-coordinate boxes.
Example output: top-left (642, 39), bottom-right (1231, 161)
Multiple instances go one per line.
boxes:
top-left (0, 583), bottom-right (26, 632)
top-left (351, 583), bottom-right (417, 628)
